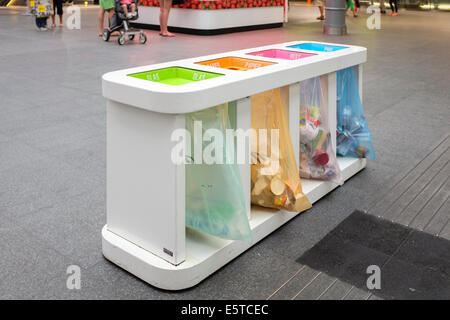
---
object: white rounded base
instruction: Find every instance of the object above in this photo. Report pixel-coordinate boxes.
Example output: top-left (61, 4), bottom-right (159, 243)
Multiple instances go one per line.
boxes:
top-left (102, 158), bottom-right (366, 291)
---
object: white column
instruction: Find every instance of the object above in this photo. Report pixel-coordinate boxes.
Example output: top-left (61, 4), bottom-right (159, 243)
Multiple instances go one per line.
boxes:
top-left (327, 72), bottom-right (337, 152)
top-left (357, 64), bottom-right (363, 100)
top-left (289, 83), bottom-right (301, 166)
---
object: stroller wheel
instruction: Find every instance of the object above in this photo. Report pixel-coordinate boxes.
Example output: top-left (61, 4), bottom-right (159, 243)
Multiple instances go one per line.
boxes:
top-left (128, 34), bottom-right (135, 41)
top-left (102, 29), bottom-right (110, 42)
top-left (139, 33), bottom-right (147, 45)
top-left (118, 35), bottom-right (125, 45)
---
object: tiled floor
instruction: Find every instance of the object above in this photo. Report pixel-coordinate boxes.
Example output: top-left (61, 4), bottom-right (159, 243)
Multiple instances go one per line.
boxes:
top-left (0, 5), bottom-right (450, 299)
top-left (368, 134), bottom-right (450, 236)
top-left (294, 211), bottom-right (450, 300)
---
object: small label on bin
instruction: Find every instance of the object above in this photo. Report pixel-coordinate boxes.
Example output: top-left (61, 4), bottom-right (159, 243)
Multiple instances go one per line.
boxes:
top-left (163, 248), bottom-right (173, 257)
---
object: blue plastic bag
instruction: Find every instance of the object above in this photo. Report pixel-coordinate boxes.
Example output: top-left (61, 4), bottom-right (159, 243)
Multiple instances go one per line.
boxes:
top-left (185, 104), bottom-right (252, 243)
top-left (336, 68), bottom-right (376, 160)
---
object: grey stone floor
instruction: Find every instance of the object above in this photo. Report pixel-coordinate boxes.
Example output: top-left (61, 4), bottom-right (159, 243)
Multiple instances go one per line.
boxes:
top-left (0, 5), bottom-right (449, 299)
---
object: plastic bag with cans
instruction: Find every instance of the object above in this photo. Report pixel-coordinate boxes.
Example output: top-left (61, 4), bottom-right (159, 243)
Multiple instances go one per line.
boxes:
top-left (299, 77), bottom-right (343, 185)
top-left (336, 67), bottom-right (376, 160)
top-left (251, 88), bottom-right (312, 213)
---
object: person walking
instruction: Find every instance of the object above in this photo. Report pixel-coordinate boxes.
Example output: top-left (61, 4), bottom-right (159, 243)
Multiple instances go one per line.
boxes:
top-left (98, 0), bottom-right (115, 36)
top-left (389, 0), bottom-right (399, 16)
top-left (370, 0), bottom-right (386, 13)
top-left (34, 0), bottom-right (52, 31)
top-left (51, 0), bottom-right (64, 28)
top-left (314, 0), bottom-right (325, 21)
top-left (346, 0), bottom-right (358, 17)
top-left (159, 0), bottom-right (175, 37)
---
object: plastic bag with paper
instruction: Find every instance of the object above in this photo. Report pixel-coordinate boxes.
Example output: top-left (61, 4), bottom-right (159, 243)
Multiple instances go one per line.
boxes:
top-left (299, 77), bottom-right (343, 185)
top-left (185, 104), bottom-right (252, 243)
top-left (251, 89), bottom-right (312, 213)
top-left (336, 67), bottom-right (376, 160)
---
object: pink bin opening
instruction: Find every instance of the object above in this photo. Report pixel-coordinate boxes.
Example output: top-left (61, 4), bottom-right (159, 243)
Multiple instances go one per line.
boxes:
top-left (247, 49), bottom-right (316, 60)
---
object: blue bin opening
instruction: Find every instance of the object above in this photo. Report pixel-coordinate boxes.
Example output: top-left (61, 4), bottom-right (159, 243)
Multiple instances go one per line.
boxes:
top-left (288, 43), bottom-right (348, 52)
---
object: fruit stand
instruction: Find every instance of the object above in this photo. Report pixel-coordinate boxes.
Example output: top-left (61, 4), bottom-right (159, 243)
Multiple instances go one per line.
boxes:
top-left (101, 41), bottom-right (368, 290)
top-left (131, 0), bottom-right (286, 34)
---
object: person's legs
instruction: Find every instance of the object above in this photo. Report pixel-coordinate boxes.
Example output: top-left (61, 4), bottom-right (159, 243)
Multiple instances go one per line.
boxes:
top-left (315, 0), bottom-right (324, 20)
top-left (41, 17), bottom-right (48, 29)
top-left (130, 3), bottom-right (136, 15)
top-left (51, 0), bottom-right (56, 27)
top-left (318, 6), bottom-right (324, 19)
top-left (57, 0), bottom-right (64, 25)
top-left (389, 0), bottom-right (398, 15)
top-left (160, 0), bottom-right (174, 36)
top-left (122, 4), bottom-right (129, 16)
top-left (98, 8), bottom-right (106, 35)
top-left (109, 9), bottom-right (114, 24)
top-left (379, 0), bottom-right (386, 13)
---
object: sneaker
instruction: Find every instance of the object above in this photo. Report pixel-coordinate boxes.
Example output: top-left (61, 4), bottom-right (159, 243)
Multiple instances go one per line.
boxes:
top-left (127, 13), bottom-right (133, 18)
top-left (392, 12), bottom-right (399, 16)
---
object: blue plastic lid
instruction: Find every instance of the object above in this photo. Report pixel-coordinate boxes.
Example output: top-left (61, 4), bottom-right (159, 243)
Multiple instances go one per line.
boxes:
top-left (288, 43), bottom-right (348, 52)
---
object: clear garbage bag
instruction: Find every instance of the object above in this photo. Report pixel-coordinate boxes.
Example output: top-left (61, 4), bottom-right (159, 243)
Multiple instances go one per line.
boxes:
top-left (299, 77), bottom-right (343, 185)
top-left (251, 88), bottom-right (312, 213)
top-left (185, 104), bottom-right (252, 243)
top-left (337, 67), bottom-right (376, 160)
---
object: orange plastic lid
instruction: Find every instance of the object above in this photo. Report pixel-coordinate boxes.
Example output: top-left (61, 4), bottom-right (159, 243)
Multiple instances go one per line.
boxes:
top-left (195, 56), bottom-right (276, 71)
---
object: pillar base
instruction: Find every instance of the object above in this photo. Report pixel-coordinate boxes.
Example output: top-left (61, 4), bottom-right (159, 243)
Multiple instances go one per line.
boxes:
top-left (323, 25), bottom-right (347, 35)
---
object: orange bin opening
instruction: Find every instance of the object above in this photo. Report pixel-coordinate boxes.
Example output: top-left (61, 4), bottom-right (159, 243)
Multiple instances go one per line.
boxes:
top-left (195, 56), bottom-right (277, 71)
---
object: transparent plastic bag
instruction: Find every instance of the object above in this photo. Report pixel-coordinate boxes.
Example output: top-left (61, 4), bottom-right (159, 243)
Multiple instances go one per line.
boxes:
top-left (251, 89), bottom-right (312, 213)
top-left (299, 77), bottom-right (343, 185)
top-left (337, 68), bottom-right (376, 160)
top-left (185, 104), bottom-right (252, 243)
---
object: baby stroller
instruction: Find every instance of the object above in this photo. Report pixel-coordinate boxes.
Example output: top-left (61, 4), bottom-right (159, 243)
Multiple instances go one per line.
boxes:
top-left (102, 0), bottom-right (147, 45)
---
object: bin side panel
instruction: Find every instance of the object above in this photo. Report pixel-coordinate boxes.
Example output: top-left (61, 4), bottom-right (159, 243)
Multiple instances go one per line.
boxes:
top-left (107, 100), bottom-right (185, 265)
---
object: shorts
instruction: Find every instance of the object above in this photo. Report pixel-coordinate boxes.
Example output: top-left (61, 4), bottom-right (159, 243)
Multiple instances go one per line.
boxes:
top-left (315, 0), bottom-right (324, 6)
top-left (53, 0), bottom-right (63, 15)
top-left (100, 0), bottom-right (115, 10)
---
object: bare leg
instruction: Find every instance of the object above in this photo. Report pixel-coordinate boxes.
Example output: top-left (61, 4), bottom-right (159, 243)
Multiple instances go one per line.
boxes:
top-left (98, 8), bottom-right (106, 35)
top-left (59, 14), bottom-right (63, 26)
top-left (131, 3), bottom-right (136, 15)
top-left (122, 4), bottom-right (129, 16)
top-left (109, 10), bottom-right (120, 35)
top-left (160, 0), bottom-right (174, 36)
top-left (317, 6), bottom-right (324, 19)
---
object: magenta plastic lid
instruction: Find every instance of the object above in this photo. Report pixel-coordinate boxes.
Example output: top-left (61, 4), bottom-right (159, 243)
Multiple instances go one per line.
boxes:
top-left (247, 49), bottom-right (316, 60)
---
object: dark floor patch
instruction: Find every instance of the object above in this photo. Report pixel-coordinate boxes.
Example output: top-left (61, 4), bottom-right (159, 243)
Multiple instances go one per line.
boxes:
top-left (297, 211), bottom-right (450, 299)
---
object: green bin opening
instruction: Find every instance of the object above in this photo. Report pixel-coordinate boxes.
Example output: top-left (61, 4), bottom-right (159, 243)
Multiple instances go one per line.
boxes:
top-left (128, 66), bottom-right (224, 86)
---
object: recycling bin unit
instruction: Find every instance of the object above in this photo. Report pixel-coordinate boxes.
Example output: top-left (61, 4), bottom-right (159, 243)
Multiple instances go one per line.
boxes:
top-left (102, 41), bottom-right (367, 290)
